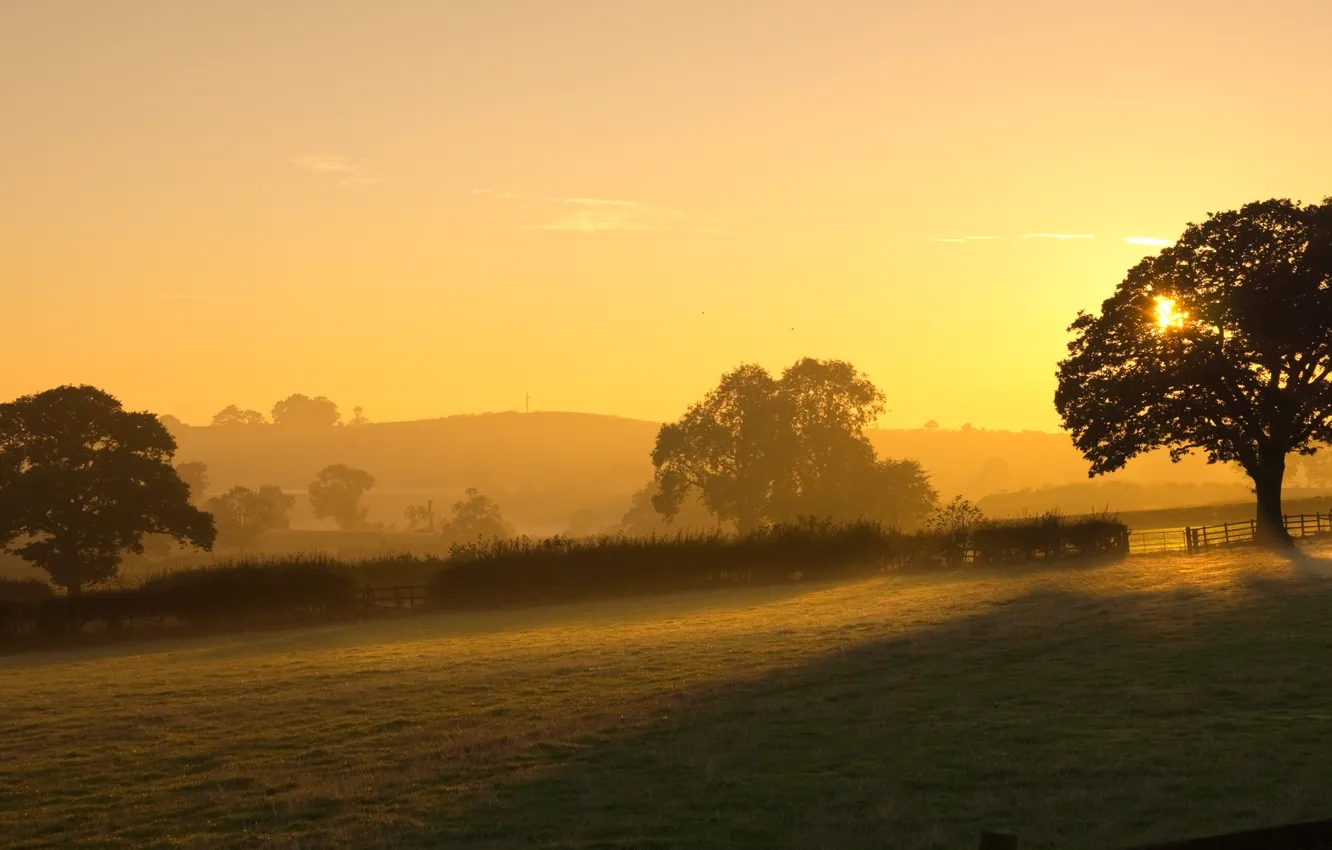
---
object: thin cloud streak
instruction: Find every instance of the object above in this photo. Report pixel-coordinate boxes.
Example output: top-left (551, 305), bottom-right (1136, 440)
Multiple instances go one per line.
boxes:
top-left (475, 189), bottom-right (723, 233)
top-left (289, 153), bottom-right (380, 186)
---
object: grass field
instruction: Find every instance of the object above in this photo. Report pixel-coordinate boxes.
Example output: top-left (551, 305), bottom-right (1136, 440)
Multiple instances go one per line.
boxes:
top-left (5, 546), bottom-right (1332, 849)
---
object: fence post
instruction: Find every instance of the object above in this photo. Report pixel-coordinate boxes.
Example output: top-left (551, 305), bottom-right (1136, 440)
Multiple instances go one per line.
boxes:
top-left (978, 832), bottom-right (1018, 850)
top-left (1184, 526), bottom-right (1193, 555)
top-left (1223, 522), bottom-right (1231, 545)
top-left (1250, 519), bottom-right (1257, 541)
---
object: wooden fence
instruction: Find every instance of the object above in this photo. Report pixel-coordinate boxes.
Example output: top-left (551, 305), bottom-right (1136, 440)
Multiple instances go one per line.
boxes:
top-left (1127, 512), bottom-right (1332, 557)
top-left (978, 814), bottom-right (1332, 848)
top-left (359, 585), bottom-right (428, 611)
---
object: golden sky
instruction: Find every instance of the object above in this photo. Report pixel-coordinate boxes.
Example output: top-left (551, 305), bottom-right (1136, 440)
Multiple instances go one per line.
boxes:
top-left (3, 1), bottom-right (1330, 431)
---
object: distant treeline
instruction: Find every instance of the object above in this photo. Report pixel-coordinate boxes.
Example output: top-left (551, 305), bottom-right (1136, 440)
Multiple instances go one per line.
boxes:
top-left (1, 513), bottom-right (1126, 647)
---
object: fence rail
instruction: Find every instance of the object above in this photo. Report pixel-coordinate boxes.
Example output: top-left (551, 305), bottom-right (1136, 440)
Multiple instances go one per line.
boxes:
top-left (1127, 512), bottom-right (1332, 557)
top-left (360, 585), bottom-right (428, 611)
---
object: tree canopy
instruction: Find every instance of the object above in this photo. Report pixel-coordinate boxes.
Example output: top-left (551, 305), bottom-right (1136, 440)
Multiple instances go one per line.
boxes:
top-left (206, 485), bottom-right (295, 548)
top-left (652, 358), bottom-right (937, 532)
top-left (0, 385), bottom-right (215, 593)
top-left (308, 464), bottom-right (375, 530)
top-left (174, 461), bottom-right (210, 506)
top-left (211, 405), bottom-right (267, 427)
top-left (272, 394), bottom-right (341, 428)
top-left (1055, 197), bottom-right (1332, 542)
top-left (440, 488), bottom-right (512, 546)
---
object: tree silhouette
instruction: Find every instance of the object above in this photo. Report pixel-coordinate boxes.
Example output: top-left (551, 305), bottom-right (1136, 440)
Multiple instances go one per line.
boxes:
top-left (440, 488), bottom-right (512, 545)
top-left (0, 385), bottom-right (215, 593)
top-left (158, 414), bottom-right (184, 434)
top-left (403, 500), bottom-right (436, 532)
top-left (620, 481), bottom-right (719, 535)
top-left (174, 461), bottom-right (210, 506)
top-left (272, 394), bottom-right (341, 428)
top-left (255, 485), bottom-right (296, 529)
top-left (211, 405), bottom-right (267, 427)
top-left (206, 485), bottom-right (293, 548)
top-left (652, 363), bottom-right (791, 533)
top-left (652, 358), bottom-right (933, 532)
top-left (308, 464), bottom-right (375, 529)
top-left (1055, 198), bottom-right (1332, 544)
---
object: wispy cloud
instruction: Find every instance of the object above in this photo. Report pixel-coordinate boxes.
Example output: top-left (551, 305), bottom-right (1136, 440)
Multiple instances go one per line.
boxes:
top-left (289, 153), bottom-right (381, 186)
top-left (1019, 233), bottom-right (1096, 240)
top-left (474, 189), bottom-right (722, 233)
top-left (1123, 236), bottom-right (1173, 247)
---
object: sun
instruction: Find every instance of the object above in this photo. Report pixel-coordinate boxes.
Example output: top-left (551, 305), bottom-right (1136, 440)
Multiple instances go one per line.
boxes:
top-left (1155, 296), bottom-right (1186, 330)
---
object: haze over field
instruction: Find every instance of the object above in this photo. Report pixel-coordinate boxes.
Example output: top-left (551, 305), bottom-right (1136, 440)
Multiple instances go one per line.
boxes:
top-left (163, 413), bottom-right (1261, 534)
top-left (4, 1), bottom-right (1331, 435)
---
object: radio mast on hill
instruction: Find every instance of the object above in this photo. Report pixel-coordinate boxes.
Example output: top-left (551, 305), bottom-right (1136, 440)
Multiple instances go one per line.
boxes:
top-left (526, 391), bottom-right (530, 414)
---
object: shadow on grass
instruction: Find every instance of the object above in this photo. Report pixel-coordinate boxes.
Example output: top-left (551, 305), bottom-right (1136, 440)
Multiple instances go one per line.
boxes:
top-left (377, 576), bottom-right (1332, 850)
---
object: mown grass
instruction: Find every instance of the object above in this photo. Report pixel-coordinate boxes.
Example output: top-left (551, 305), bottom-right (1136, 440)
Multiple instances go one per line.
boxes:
top-left (4, 545), bottom-right (1332, 848)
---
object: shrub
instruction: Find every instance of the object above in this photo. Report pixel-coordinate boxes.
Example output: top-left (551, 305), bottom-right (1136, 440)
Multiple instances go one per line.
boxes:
top-left (0, 577), bottom-right (53, 604)
top-left (0, 579), bottom-right (55, 639)
top-left (428, 519), bottom-right (907, 610)
top-left (971, 511), bottom-right (1128, 564)
top-left (138, 556), bottom-right (360, 626)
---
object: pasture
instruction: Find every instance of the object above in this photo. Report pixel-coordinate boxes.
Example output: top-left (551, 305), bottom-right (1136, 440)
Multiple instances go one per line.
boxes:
top-left (5, 547), bottom-right (1332, 848)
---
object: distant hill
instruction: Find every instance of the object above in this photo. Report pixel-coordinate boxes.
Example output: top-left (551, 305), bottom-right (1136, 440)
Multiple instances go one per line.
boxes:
top-left (172, 412), bottom-right (659, 534)
top-left (167, 413), bottom-right (1250, 534)
top-left (866, 426), bottom-right (1247, 510)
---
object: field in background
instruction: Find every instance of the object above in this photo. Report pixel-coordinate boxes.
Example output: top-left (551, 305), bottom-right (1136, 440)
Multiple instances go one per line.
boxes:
top-left (5, 546), bottom-right (1332, 848)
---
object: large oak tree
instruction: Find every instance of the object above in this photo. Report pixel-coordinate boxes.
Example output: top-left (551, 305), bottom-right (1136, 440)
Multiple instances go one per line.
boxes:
top-left (0, 385), bottom-right (216, 592)
top-left (652, 358), bottom-right (936, 532)
top-left (1055, 198), bottom-right (1332, 544)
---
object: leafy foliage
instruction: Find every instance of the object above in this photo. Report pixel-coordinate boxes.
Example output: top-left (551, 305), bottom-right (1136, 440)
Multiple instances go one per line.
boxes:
top-left (1056, 198), bottom-right (1332, 541)
top-left (211, 405), bottom-right (267, 427)
top-left (174, 461), bottom-right (210, 506)
top-left (0, 385), bottom-right (216, 593)
top-left (652, 358), bottom-right (936, 532)
top-left (206, 485), bottom-right (296, 548)
top-left (272, 394), bottom-right (341, 428)
top-left (440, 488), bottom-right (512, 546)
top-left (308, 464), bottom-right (376, 530)
top-left (403, 500), bottom-right (437, 532)
top-left (621, 481), bottom-right (719, 535)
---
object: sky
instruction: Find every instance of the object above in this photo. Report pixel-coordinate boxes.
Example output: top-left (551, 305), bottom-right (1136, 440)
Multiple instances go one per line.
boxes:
top-left (3, 0), bottom-right (1331, 431)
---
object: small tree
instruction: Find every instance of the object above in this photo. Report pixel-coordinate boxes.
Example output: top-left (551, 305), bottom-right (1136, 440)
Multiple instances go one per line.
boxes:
top-left (273, 394), bottom-right (341, 428)
top-left (255, 485), bottom-right (295, 529)
top-left (308, 464), bottom-right (375, 530)
top-left (175, 461), bottom-right (210, 507)
top-left (1056, 198), bottom-right (1332, 544)
top-left (621, 481), bottom-right (719, 536)
top-left (923, 496), bottom-right (984, 563)
top-left (206, 486), bottom-right (293, 548)
top-left (849, 459), bottom-right (939, 530)
top-left (404, 500), bottom-right (436, 532)
top-left (0, 385), bottom-right (216, 594)
top-left (440, 488), bottom-right (512, 546)
top-left (211, 405), bottom-right (267, 427)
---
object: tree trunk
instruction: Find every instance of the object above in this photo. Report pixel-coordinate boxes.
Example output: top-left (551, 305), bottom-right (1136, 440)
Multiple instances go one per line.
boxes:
top-left (1253, 458), bottom-right (1292, 547)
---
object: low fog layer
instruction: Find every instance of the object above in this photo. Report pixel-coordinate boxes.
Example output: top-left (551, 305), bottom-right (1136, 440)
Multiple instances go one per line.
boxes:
top-left (160, 408), bottom-right (1263, 536)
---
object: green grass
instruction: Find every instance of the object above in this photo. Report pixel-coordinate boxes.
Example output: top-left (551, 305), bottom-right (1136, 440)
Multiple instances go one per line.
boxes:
top-left (5, 546), bottom-right (1332, 848)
